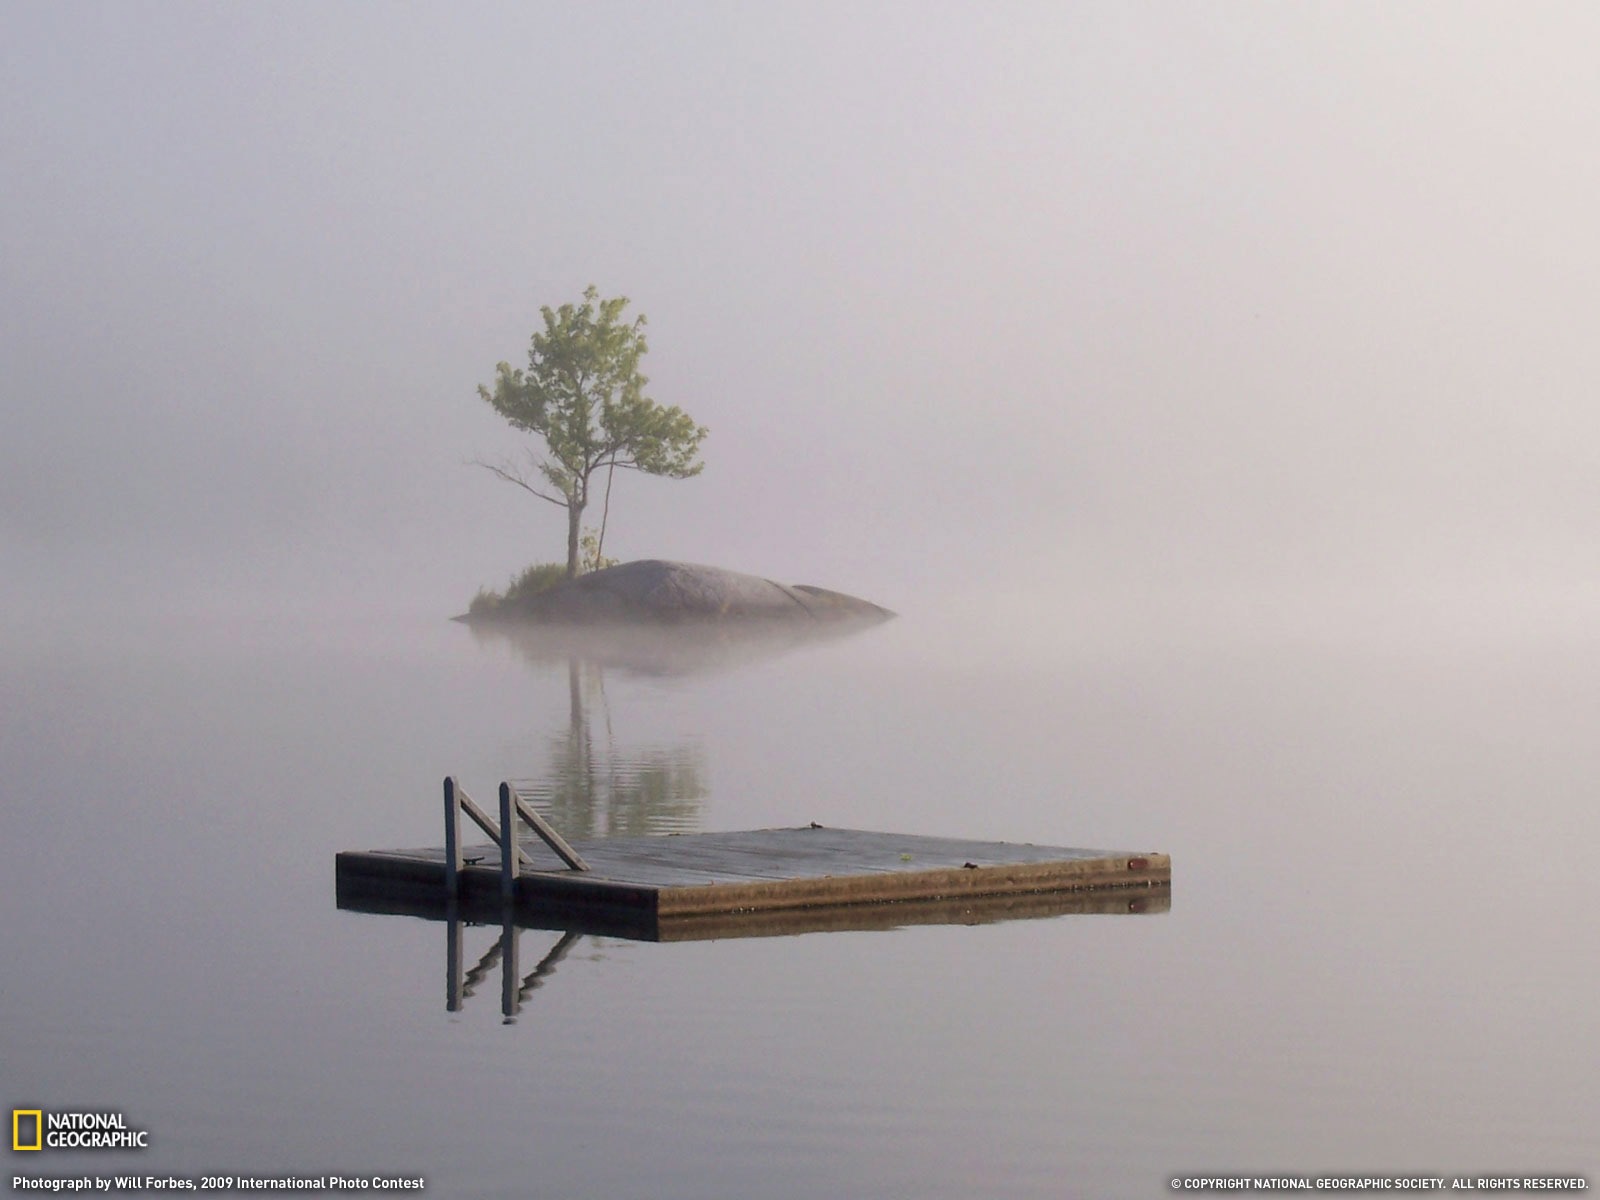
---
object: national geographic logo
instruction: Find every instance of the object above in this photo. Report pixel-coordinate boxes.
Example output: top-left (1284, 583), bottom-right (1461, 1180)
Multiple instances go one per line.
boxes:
top-left (12, 1111), bottom-right (41, 1151)
top-left (11, 1110), bottom-right (149, 1151)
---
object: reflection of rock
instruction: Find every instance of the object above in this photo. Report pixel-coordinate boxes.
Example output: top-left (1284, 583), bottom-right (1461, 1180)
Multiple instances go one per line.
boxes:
top-left (467, 559), bottom-right (894, 625)
top-left (461, 560), bottom-right (893, 678)
top-left (459, 563), bottom-right (892, 837)
top-left (466, 611), bottom-right (888, 678)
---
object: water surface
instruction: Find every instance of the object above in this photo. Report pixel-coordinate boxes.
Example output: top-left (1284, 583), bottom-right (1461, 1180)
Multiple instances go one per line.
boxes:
top-left (3, 607), bottom-right (1594, 1196)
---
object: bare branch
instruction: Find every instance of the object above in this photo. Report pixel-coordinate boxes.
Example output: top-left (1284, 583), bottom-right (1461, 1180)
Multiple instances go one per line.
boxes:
top-left (469, 457), bottom-right (569, 509)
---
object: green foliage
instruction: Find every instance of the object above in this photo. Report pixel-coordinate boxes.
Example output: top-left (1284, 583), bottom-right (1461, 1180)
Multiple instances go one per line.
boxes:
top-left (580, 528), bottom-right (618, 574)
top-left (467, 561), bottom-right (570, 616)
top-left (476, 286), bottom-right (707, 578)
top-left (466, 586), bottom-right (502, 617)
top-left (504, 561), bottom-right (570, 601)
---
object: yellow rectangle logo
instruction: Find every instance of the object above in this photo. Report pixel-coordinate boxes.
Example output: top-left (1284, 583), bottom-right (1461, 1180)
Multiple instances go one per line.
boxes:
top-left (12, 1109), bottom-right (43, 1151)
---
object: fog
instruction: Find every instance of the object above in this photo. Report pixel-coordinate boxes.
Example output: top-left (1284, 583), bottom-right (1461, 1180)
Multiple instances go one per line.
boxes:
top-left (6, 3), bottom-right (1599, 648)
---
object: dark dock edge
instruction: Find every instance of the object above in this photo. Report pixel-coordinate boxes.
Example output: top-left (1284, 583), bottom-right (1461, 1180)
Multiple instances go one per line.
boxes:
top-left (336, 870), bottom-right (1169, 942)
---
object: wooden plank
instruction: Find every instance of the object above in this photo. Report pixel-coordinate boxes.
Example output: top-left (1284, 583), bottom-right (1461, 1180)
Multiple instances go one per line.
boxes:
top-left (337, 825), bottom-right (1170, 936)
top-left (345, 831), bottom-right (1170, 891)
top-left (532, 829), bottom-right (1134, 888)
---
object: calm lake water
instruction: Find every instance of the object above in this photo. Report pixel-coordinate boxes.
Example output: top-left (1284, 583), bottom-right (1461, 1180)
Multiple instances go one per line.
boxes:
top-left (3, 603), bottom-right (1596, 1197)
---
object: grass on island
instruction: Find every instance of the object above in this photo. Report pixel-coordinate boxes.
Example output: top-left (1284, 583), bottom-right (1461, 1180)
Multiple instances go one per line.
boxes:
top-left (468, 541), bottom-right (620, 617)
top-left (467, 562), bottom-right (569, 617)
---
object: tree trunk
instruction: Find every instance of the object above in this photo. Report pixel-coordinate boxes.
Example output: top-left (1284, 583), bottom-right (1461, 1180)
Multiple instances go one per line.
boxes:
top-left (596, 461), bottom-right (616, 568)
top-left (565, 500), bottom-right (583, 578)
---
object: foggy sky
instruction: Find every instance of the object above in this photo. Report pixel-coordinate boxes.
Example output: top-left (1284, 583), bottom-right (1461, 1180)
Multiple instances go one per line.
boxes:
top-left (5, 2), bottom-right (1598, 640)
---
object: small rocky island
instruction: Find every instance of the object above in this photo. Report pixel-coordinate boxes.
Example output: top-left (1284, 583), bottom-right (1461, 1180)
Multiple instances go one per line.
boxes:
top-left (459, 559), bottom-right (894, 626)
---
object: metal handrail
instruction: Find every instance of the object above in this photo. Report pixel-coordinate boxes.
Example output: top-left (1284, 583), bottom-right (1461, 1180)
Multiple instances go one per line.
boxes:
top-left (502, 782), bottom-right (590, 872)
top-left (442, 776), bottom-right (589, 900)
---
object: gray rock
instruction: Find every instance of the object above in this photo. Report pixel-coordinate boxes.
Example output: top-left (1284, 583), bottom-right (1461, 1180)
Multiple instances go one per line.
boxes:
top-left (473, 559), bottom-right (893, 625)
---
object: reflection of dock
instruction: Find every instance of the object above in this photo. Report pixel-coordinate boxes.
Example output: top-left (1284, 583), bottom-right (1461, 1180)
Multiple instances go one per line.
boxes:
top-left (339, 878), bottom-right (1168, 942)
top-left (335, 780), bottom-right (1171, 942)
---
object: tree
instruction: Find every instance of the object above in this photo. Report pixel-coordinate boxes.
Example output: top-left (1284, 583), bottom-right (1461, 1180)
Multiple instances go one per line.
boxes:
top-left (476, 286), bottom-right (708, 578)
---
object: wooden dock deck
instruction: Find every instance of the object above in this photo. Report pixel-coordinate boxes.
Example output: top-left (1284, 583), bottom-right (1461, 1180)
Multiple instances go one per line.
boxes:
top-left (337, 821), bottom-right (1171, 939)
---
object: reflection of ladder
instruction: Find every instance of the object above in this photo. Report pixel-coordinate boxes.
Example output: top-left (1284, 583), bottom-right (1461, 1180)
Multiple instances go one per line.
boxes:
top-left (442, 777), bottom-right (590, 898)
top-left (448, 917), bottom-right (581, 1019)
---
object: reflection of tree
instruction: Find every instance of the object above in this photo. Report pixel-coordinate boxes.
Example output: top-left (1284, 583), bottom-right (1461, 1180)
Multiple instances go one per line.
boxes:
top-left (511, 658), bottom-right (705, 839)
top-left (464, 615), bottom-right (886, 839)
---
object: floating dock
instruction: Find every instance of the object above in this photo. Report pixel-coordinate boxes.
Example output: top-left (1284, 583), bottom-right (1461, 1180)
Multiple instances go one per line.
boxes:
top-left (335, 780), bottom-right (1171, 940)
